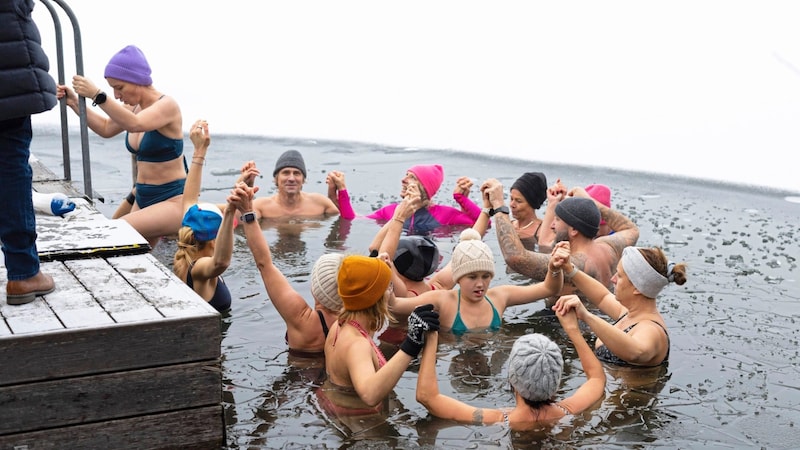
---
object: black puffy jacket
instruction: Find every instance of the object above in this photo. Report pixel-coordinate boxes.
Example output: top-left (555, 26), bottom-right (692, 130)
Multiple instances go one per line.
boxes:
top-left (0, 0), bottom-right (57, 121)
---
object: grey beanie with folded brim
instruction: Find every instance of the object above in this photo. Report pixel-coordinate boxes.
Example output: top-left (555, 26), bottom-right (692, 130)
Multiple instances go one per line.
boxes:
top-left (508, 333), bottom-right (563, 402)
top-left (555, 197), bottom-right (600, 239)
top-left (273, 149), bottom-right (307, 179)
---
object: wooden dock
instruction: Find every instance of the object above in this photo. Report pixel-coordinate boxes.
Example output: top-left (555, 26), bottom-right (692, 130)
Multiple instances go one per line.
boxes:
top-left (0, 156), bottom-right (224, 449)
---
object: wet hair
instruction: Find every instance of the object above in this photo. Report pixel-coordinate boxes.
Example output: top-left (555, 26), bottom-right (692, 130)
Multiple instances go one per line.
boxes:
top-left (639, 247), bottom-right (688, 286)
top-left (336, 290), bottom-right (394, 333)
top-left (173, 226), bottom-right (212, 278)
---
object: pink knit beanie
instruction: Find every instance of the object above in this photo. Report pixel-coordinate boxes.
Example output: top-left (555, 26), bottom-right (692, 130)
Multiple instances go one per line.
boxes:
top-left (585, 184), bottom-right (611, 225)
top-left (408, 164), bottom-right (444, 199)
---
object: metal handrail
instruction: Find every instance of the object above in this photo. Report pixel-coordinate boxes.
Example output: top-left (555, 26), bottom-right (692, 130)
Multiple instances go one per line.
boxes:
top-left (38, 0), bottom-right (95, 201)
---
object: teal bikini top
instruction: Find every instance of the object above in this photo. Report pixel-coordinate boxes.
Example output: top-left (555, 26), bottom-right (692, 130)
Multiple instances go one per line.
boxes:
top-left (450, 288), bottom-right (502, 335)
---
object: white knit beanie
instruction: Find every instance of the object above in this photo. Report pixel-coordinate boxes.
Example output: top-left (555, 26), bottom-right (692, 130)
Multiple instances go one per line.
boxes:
top-left (508, 334), bottom-right (563, 402)
top-left (310, 253), bottom-right (344, 312)
top-left (450, 228), bottom-right (495, 282)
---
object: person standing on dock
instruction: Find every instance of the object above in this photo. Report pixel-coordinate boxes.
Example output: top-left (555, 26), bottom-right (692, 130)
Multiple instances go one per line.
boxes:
top-left (1, 0), bottom-right (58, 305)
top-left (57, 45), bottom-right (185, 249)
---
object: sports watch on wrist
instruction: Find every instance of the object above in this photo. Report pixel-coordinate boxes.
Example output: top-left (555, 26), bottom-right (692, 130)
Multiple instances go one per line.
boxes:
top-left (489, 206), bottom-right (510, 217)
top-left (240, 211), bottom-right (256, 224)
top-left (92, 91), bottom-right (107, 106)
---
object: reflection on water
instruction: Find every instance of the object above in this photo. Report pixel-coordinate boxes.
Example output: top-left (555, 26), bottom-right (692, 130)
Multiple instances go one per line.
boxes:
top-left (31, 132), bottom-right (800, 448)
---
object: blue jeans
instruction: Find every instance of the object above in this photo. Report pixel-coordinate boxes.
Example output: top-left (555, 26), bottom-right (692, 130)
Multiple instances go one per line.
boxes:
top-left (0, 116), bottom-right (40, 281)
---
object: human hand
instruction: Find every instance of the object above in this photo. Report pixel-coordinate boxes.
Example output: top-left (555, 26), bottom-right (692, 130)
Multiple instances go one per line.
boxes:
top-left (189, 120), bottom-right (210, 150)
top-left (552, 294), bottom-right (588, 322)
top-left (71, 75), bottom-right (100, 100)
top-left (227, 182), bottom-right (256, 213)
top-left (326, 170), bottom-right (346, 190)
top-left (566, 186), bottom-right (589, 199)
top-left (454, 176), bottom-right (473, 196)
top-left (400, 304), bottom-right (440, 358)
top-left (395, 183), bottom-right (424, 220)
top-left (547, 179), bottom-right (568, 206)
top-left (554, 304), bottom-right (580, 333)
top-left (237, 161), bottom-right (260, 188)
top-left (549, 241), bottom-right (571, 270)
top-left (480, 178), bottom-right (505, 209)
top-left (56, 84), bottom-right (78, 107)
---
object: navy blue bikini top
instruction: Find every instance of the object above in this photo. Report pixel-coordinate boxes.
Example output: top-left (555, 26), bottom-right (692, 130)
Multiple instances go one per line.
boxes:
top-left (186, 262), bottom-right (232, 312)
top-left (126, 129), bottom-right (184, 163)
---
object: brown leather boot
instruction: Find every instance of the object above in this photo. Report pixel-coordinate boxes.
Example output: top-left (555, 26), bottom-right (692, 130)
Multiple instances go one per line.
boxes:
top-left (6, 271), bottom-right (55, 305)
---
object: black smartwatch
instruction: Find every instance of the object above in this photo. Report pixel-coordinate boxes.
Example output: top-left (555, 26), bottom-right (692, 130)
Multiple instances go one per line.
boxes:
top-left (489, 206), bottom-right (510, 217)
top-left (92, 91), bottom-right (107, 106)
top-left (240, 211), bottom-right (256, 224)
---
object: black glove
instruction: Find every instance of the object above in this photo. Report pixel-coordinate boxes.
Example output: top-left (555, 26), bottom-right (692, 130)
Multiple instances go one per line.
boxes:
top-left (400, 304), bottom-right (440, 357)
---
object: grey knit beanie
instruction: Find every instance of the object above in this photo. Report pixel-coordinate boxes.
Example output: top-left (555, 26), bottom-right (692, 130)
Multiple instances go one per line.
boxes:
top-left (450, 228), bottom-right (495, 282)
top-left (555, 197), bottom-right (600, 238)
top-left (310, 253), bottom-right (344, 312)
top-left (273, 149), bottom-right (307, 178)
top-left (508, 333), bottom-right (563, 402)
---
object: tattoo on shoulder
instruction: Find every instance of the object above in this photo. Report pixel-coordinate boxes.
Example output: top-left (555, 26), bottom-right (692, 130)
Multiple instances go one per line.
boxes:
top-left (472, 408), bottom-right (484, 425)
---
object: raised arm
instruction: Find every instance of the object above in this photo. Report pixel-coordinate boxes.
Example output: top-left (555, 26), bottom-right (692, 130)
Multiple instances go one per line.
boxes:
top-left (235, 184), bottom-right (313, 327)
top-left (416, 330), bottom-right (506, 424)
top-left (326, 170), bottom-right (356, 219)
top-left (553, 309), bottom-right (606, 414)
top-left (182, 120), bottom-right (209, 213)
top-left (453, 176), bottom-right (481, 222)
top-left (537, 178), bottom-right (567, 253)
top-left (482, 178), bottom-right (553, 281)
top-left (501, 241), bottom-right (569, 308)
top-left (369, 184), bottom-right (423, 256)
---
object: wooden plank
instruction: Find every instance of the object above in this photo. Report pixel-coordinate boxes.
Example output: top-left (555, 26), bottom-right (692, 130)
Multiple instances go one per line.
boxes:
top-left (0, 361), bottom-right (221, 434)
top-left (0, 316), bottom-right (220, 386)
top-left (0, 262), bottom-right (65, 335)
top-left (64, 258), bottom-right (163, 323)
top-left (0, 405), bottom-right (224, 449)
top-left (34, 197), bottom-right (150, 261)
top-left (45, 260), bottom-right (115, 329)
top-left (108, 254), bottom-right (220, 318)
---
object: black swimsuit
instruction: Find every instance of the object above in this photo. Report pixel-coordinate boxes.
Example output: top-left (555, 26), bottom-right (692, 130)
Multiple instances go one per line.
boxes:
top-left (594, 314), bottom-right (670, 367)
top-left (186, 261), bottom-right (231, 312)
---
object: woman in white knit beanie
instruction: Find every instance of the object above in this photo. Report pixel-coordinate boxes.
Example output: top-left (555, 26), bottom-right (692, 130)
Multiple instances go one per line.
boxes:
top-left (390, 228), bottom-right (571, 335)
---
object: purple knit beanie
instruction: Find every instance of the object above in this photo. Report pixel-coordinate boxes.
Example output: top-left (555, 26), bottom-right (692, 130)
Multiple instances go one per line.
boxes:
top-left (104, 45), bottom-right (153, 86)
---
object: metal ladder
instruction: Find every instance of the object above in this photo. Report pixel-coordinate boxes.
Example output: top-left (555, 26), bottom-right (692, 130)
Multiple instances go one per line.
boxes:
top-left (38, 0), bottom-right (101, 202)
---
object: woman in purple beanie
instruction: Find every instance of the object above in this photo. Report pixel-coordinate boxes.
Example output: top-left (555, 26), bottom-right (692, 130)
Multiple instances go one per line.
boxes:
top-left (57, 45), bottom-right (185, 250)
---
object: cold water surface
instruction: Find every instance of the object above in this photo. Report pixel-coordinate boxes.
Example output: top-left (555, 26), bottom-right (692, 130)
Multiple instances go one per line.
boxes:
top-left (33, 131), bottom-right (800, 448)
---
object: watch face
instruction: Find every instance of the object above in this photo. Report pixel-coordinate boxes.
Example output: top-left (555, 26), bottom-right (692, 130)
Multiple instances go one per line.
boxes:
top-left (242, 212), bottom-right (256, 223)
top-left (93, 92), bottom-right (107, 105)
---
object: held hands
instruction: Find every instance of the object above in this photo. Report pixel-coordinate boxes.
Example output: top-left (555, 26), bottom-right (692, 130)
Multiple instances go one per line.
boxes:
top-left (454, 176), bottom-right (473, 196)
top-left (549, 241), bottom-right (571, 271)
top-left (325, 170), bottom-right (347, 191)
top-left (554, 305), bottom-right (581, 334)
top-left (552, 294), bottom-right (589, 322)
top-left (480, 178), bottom-right (505, 209)
top-left (237, 161), bottom-right (261, 188)
top-left (400, 304), bottom-right (440, 358)
top-left (227, 182), bottom-right (257, 213)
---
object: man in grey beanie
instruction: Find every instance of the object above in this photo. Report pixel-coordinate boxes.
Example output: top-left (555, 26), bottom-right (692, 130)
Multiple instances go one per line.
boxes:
top-left (232, 149), bottom-right (354, 220)
top-left (480, 178), bottom-right (639, 309)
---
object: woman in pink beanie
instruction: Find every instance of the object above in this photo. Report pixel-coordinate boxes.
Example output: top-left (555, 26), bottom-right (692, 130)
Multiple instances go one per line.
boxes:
top-left (366, 164), bottom-right (481, 235)
top-left (56, 44), bottom-right (185, 250)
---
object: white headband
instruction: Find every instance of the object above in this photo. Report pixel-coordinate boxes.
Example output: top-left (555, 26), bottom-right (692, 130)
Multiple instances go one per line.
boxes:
top-left (621, 247), bottom-right (669, 298)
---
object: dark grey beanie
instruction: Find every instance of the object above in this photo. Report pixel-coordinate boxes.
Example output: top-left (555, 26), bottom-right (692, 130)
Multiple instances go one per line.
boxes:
top-left (394, 236), bottom-right (440, 281)
top-left (508, 334), bottom-right (563, 402)
top-left (511, 172), bottom-right (547, 209)
top-left (273, 149), bottom-right (307, 178)
top-left (555, 197), bottom-right (600, 238)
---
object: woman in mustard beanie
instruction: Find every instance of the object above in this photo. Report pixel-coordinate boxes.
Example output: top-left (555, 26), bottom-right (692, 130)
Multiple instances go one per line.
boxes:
top-left (57, 45), bottom-right (185, 250)
top-left (390, 229), bottom-right (571, 335)
top-left (319, 255), bottom-right (440, 420)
